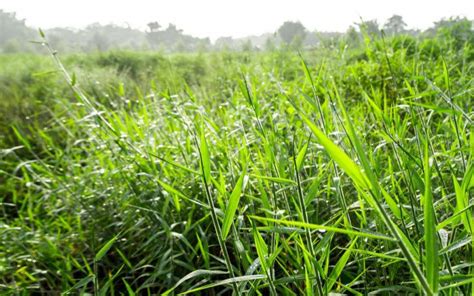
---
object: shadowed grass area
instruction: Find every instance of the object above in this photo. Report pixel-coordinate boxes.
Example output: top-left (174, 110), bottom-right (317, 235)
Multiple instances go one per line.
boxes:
top-left (0, 33), bottom-right (473, 295)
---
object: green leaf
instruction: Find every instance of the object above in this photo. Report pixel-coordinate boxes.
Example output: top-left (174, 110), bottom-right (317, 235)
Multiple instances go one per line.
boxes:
top-left (71, 72), bottom-right (76, 86)
top-left (95, 235), bottom-right (118, 262)
top-left (453, 176), bottom-right (473, 234)
top-left (439, 236), bottom-right (472, 255)
top-left (423, 142), bottom-right (438, 293)
top-left (61, 275), bottom-right (95, 295)
top-left (122, 279), bottom-right (135, 296)
top-left (296, 142), bottom-right (309, 170)
top-left (157, 179), bottom-right (209, 209)
top-left (250, 215), bottom-right (396, 241)
top-left (325, 239), bottom-right (357, 292)
top-left (297, 112), bottom-right (370, 190)
top-left (249, 173), bottom-right (297, 185)
top-left (118, 82), bottom-right (125, 97)
top-left (252, 222), bottom-right (269, 274)
top-left (179, 274), bottom-right (266, 295)
top-left (295, 102), bottom-right (428, 293)
top-left (115, 247), bottom-right (132, 269)
top-left (200, 127), bottom-right (211, 182)
top-left (222, 165), bottom-right (248, 240)
top-left (162, 269), bottom-right (228, 296)
top-left (305, 266), bottom-right (314, 296)
top-left (158, 179), bottom-right (181, 212)
top-left (99, 264), bottom-right (124, 296)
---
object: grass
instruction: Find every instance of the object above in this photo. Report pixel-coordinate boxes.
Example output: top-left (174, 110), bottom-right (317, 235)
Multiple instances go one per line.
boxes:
top-left (0, 32), bottom-right (473, 295)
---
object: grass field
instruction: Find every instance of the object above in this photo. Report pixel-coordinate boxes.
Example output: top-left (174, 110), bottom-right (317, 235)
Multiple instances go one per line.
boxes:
top-left (0, 32), bottom-right (473, 295)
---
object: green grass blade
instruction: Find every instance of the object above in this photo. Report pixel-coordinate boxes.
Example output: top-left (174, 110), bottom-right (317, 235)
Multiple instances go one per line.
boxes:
top-left (250, 216), bottom-right (395, 241)
top-left (162, 269), bottom-right (229, 295)
top-left (294, 105), bottom-right (430, 294)
top-left (453, 176), bottom-right (473, 234)
top-left (222, 165), bottom-right (248, 240)
top-left (423, 141), bottom-right (438, 293)
top-left (95, 235), bottom-right (118, 262)
top-left (296, 142), bottom-right (309, 170)
top-left (200, 127), bottom-right (211, 182)
top-left (122, 279), bottom-right (135, 296)
top-left (297, 112), bottom-right (370, 190)
top-left (324, 238), bottom-right (357, 292)
top-left (179, 274), bottom-right (266, 295)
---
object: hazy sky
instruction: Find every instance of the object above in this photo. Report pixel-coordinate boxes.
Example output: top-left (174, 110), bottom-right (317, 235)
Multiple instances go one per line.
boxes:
top-left (2, 0), bottom-right (473, 40)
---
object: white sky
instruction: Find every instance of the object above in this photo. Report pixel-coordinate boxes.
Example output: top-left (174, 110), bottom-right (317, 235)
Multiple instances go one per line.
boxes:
top-left (1, 0), bottom-right (473, 40)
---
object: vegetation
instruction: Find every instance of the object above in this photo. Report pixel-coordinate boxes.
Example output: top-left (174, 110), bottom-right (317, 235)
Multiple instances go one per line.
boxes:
top-left (0, 16), bottom-right (473, 295)
top-left (1, 10), bottom-right (471, 53)
top-left (277, 21), bottom-right (307, 46)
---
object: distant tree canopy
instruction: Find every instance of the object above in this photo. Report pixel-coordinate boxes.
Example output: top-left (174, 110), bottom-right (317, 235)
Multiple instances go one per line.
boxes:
top-left (46, 24), bottom-right (148, 52)
top-left (0, 11), bottom-right (472, 53)
top-left (277, 21), bottom-right (307, 45)
top-left (264, 37), bottom-right (276, 51)
top-left (214, 36), bottom-right (234, 50)
top-left (384, 15), bottom-right (407, 35)
top-left (0, 10), bottom-right (35, 52)
top-left (345, 26), bottom-right (361, 47)
top-left (357, 19), bottom-right (380, 37)
top-left (0, 10), bottom-right (32, 41)
top-left (146, 22), bottom-right (209, 51)
top-left (147, 21), bottom-right (161, 33)
top-left (432, 17), bottom-right (474, 48)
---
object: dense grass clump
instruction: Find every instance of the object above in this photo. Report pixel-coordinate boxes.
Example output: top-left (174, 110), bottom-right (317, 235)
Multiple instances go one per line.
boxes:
top-left (0, 34), bottom-right (473, 295)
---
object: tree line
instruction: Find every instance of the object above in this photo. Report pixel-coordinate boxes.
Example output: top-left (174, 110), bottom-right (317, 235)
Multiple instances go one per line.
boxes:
top-left (0, 10), bottom-right (472, 53)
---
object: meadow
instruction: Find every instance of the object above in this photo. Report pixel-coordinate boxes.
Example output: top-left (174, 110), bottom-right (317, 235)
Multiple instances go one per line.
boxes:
top-left (0, 32), bottom-right (473, 295)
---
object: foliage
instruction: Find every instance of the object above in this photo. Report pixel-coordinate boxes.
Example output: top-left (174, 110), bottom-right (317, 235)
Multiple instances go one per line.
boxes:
top-left (357, 19), bottom-right (380, 38)
top-left (0, 28), bottom-right (473, 295)
top-left (0, 11), bottom-right (472, 53)
top-left (277, 21), bottom-right (307, 46)
top-left (433, 17), bottom-right (474, 50)
top-left (0, 10), bottom-right (36, 52)
top-left (384, 15), bottom-right (407, 35)
top-left (146, 23), bottom-right (210, 52)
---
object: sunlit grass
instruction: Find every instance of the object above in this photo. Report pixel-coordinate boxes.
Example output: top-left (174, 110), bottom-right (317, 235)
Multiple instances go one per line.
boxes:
top-left (0, 33), bottom-right (472, 295)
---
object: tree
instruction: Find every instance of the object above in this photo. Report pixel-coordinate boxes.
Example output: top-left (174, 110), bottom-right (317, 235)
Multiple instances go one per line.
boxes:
top-left (264, 36), bottom-right (276, 51)
top-left (384, 15), bottom-right (407, 35)
top-left (147, 21), bottom-right (161, 33)
top-left (197, 39), bottom-right (210, 52)
top-left (146, 22), bottom-right (209, 52)
top-left (277, 21), bottom-right (306, 46)
top-left (165, 24), bottom-right (183, 35)
top-left (356, 19), bottom-right (380, 37)
top-left (215, 37), bottom-right (235, 50)
top-left (241, 39), bottom-right (253, 52)
top-left (345, 26), bottom-right (361, 47)
top-left (91, 32), bottom-right (110, 51)
top-left (85, 23), bottom-right (111, 51)
top-left (432, 17), bottom-right (474, 49)
top-left (0, 10), bottom-right (35, 52)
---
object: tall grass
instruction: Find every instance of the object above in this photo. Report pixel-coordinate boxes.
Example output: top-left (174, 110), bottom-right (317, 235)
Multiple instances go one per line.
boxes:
top-left (0, 32), bottom-right (472, 295)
